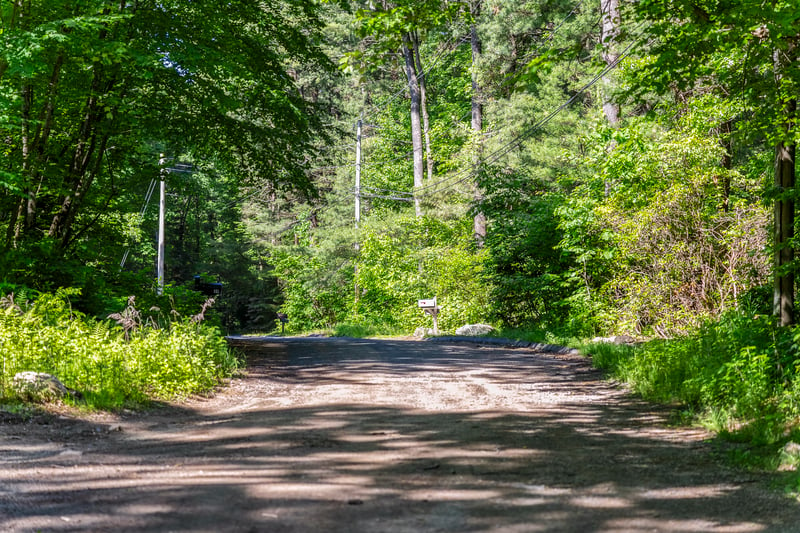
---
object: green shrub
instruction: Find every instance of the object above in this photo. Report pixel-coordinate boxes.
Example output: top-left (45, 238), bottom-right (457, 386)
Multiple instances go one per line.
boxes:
top-left (271, 214), bottom-right (491, 335)
top-left (332, 318), bottom-right (405, 338)
top-left (353, 215), bottom-right (490, 333)
top-left (557, 118), bottom-right (769, 338)
top-left (584, 310), bottom-right (800, 440)
top-left (0, 289), bottom-right (240, 409)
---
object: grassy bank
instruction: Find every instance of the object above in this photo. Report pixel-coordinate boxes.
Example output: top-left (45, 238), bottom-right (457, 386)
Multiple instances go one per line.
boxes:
top-left (581, 311), bottom-right (800, 491)
top-left (0, 290), bottom-right (240, 410)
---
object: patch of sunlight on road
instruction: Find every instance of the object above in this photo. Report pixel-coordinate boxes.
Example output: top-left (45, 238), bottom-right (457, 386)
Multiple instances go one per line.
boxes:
top-left (570, 495), bottom-right (632, 508)
top-left (402, 488), bottom-right (504, 501)
top-left (639, 484), bottom-right (744, 500)
top-left (602, 517), bottom-right (765, 532)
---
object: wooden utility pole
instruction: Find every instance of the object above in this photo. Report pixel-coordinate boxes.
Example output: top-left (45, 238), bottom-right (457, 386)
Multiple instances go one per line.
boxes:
top-left (355, 119), bottom-right (362, 228)
top-left (354, 119), bottom-right (362, 304)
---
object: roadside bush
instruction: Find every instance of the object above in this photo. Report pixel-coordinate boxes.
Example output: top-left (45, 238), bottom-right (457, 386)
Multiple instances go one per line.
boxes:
top-left (585, 310), bottom-right (799, 435)
top-left (270, 213), bottom-right (490, 335)
top-left (558, 118), bottom-right (769, 337)
top-left (270, 240), bottom-right (353, 333)
top-left (354, 215), bottom-right (489, 333)
top-left (0, 289), bottom-right (239, 409)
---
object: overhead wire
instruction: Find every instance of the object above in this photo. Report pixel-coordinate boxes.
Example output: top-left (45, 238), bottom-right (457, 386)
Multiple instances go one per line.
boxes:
top-left (360, 30), bottom-right (470, 123)
top-left (271, 8), bottom-right (633, 223)
top-left (120, 170), bottom-right (174, 270)
top-left (302, 27), bottom-right (472, 194)
top-left (414, 33), bottom-right (644, 199)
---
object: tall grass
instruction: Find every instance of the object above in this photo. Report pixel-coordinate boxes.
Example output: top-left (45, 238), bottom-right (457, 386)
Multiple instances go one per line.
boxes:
top-left (0, 290), bottom-right (240, 409)
top-left (585, 311), bottom-right (800, 439)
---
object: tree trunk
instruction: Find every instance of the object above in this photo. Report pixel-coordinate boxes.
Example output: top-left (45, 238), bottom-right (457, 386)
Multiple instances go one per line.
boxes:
top-left (25, 54), bottom-right (65, 234)
top-left (719, 119), bottom-right (733, 212)
top-left (402, 33), bottom-right (424, 217)
top-left (773, 108), bottom-right (796, 327)
top-left (772, 34), bottom-right (797, 326)
top-left (470, 0), bottom-right (487, 244)
top-left (600, 0), bottom-right (621, 125)
top-left (4, 201), bottom-right (20, 249)
top-left (54, 132), bottom-right (110, 249)
top-left (48, 60), bottom-right (115, 245)
top-left (14, 82), bottom-right (34, 245)
top-left (412, 31), bottom-right (434, 183)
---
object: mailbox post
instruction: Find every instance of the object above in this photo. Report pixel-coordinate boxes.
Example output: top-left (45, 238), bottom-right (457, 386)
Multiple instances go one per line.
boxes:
top-left (417, 297), bottom-right (440, 335)
top-left (277, 312), bottom-right (288, 334)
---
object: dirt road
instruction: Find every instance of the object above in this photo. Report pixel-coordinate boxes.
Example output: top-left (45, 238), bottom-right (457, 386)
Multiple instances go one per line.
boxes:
top-left (2, 337), bottom-right (800, 532)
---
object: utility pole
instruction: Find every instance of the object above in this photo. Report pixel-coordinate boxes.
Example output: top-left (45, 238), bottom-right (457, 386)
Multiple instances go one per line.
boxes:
top-left (354, 119), bottom-right (362, 305)
top-left (157, 154), bottom-right (166, 296)
top-left (355, 118), bottom-right (362, 228)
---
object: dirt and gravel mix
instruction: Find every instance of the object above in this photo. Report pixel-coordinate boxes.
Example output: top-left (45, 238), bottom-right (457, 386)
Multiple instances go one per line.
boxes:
top-left (2, 336), bottom-right (800, 532)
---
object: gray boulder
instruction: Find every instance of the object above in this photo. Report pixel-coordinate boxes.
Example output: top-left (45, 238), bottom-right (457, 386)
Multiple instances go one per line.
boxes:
top-left (12, 372), bottom-right (81, 403)
top-left (590, 335), bottom-right (637, 345)
top-left (455, 324), bottom-right (495, 336)
top-left (413, 327), bottom-right (436, 338)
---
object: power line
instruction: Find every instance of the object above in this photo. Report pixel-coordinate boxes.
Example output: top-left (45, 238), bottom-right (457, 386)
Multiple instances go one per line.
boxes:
top-left (417, 35), bottom-right (642, 199)
top-left (297, 14), bottom-right (641, 230)
top-left (361, 192), bottom-right (414, 202)
top-left (349, 3), bottom-right (589, 182)
top-left (360, 31), bottom-right (470, 122)
top-left (361, 185), bottom-right (414, 198)
top-left (119, 162), bottom-right (186, 269)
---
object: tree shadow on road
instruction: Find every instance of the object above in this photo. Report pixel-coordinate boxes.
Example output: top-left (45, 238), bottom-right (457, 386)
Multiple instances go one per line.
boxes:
top-left (3, 338), bottom-right (800, 532)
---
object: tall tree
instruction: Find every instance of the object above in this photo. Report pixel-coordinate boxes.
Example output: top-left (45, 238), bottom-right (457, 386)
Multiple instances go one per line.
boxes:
top-left (470, 0), bottom-right (486, 242)
top-left (401, 32), bottom-right (426, 216)
top-left (630, 0), bottom-right (800, 325)
top-left (0, 0), bottom-right (332, 256)
top-left (411, 30), bottom-right (435, 183)
top-left (350, 0), bottom-right (462, 216)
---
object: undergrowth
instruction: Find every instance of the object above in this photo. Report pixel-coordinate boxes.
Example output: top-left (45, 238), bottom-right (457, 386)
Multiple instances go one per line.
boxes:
top-left (0, 289), bottom-right (240, 410)
top-left (582, 310), bottom-right (800, 492)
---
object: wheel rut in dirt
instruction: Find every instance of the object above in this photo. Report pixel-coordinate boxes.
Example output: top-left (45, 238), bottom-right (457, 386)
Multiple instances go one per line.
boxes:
top-left (1, 337), bottom-right (799, 532)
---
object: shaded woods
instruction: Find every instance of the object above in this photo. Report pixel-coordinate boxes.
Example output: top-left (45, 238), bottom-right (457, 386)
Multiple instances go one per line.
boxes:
top-left (2, 0), bottom-right (800, 477)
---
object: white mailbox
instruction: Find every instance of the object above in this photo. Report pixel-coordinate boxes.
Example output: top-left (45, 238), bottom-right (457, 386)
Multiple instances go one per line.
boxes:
top-left (418, 298), bottom-right (437, 309)
top-left (417, 297), bottom-right (440, 334)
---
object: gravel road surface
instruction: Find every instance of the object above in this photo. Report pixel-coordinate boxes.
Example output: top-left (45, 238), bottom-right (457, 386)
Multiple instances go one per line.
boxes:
top-left (2, 337), bottom-right (800, 532)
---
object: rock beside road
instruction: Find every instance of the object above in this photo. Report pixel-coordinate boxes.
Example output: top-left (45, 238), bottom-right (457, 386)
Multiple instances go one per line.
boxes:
top-left (455, 323), bottom-right (495, 336)
top-left (413, 327), bottom-right (436, 338)
top-left (590, 335), bottom-right (638, 344)
top-left (12, 372), bottom-right (81, 402)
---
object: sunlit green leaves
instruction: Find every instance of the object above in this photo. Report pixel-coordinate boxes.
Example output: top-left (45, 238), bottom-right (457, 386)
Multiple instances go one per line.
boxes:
top-left (0, 290), bottom-right (238, 408)
top-left (556, 114), bottom-right (769, 336)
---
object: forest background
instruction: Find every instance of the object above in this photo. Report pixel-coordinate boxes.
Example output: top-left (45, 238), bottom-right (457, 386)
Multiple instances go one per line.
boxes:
top-left (2, 0), bottom-right (800, 474)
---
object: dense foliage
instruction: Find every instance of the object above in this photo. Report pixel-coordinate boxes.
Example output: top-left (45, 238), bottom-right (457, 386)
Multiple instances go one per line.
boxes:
top-left (0, 290), bottom-right (239, 408)
top-left (0, 0), bottom-right (331, 326)
top-left (256, 0), bottom-right (782, 340)
top-left (586, 310), bottom-right (800, 477)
